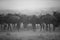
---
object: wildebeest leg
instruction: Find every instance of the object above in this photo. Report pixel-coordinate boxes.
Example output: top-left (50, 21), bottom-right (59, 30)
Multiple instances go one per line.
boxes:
top-left (8, 24), bottom-right (10, 31)
top-left (48, 24), bottom-right (51, 32)
top-left (12, 24), bottom-right (15, 31)
top-left (41, 24), bottom-right (44, 31)
top-left (6, 24), bottom-right (9, 31)
top-left (6, 24), bottom-right (8, 31)
top-left (35, 24), bottom-right (36, 30)
top-left (36, 24), bottom-right (40, 29)
top-left (0, 24), bottom-right (1, 31)
top-left (17, 24), bottom-right (20, 31)
top-left (52, 24), bottom-right (55, 31)
top-left (40, 24), bottom-right (42, 31)
top-left (50, 24), bottom-right (54, 31)
top-left (44, 23), bottom-right (46, 31)
top-left (1, 24), bottom-right (3, 31)
top-left (13, 24), bottom-right (15, 31)
top-left (4, 25), bottom-right (6, 30)
top-left (0, 24), bottom-right (2, 31)
top-left (9, 24), bottom-right (14, 31)
top-left (14, 23), bottom-right (17, 30)
top-left (46, 24), bottom-right (48, 31)
top-left (43, 23), bottom-right (45, 31)
top-left (48, 24), bottom-right (51, 31)
top-left (36, 24), bottom-right (38, 29)
top-left (9, 24), bottom-right (12, 31)
top-left (32, 24), bottom-right (36, 31)
top-left (39, 24), bottom-right (41, 31)
top-left (3, 24), bottom-right (8, 31)
top-left (2, 24), bottom-right (4, 31)
top-left (47, 24), bottom-right (49, 31)
top-left (53, 25), bottom-right (55, 31)
top-left (23, 23), bottom-right (27, 29)
top-left (17, 23), bottom-right (20, 31)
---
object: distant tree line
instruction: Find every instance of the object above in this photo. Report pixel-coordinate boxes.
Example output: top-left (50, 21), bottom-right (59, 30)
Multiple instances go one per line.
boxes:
top-left (0, 11), bottom-right (60, 32)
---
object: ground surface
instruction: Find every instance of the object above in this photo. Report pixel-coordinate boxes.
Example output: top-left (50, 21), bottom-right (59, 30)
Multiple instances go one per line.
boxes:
top-left (0, 28), bottom-right (60, 40)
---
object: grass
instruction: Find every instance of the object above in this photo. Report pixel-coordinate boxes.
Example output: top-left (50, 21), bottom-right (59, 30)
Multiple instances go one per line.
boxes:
top-left (0, 27), bottom-right (60, 40)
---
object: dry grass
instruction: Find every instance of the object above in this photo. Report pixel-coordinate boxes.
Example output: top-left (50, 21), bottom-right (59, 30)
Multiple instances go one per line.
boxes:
top-left (0, 27), bottom-right (60, 40)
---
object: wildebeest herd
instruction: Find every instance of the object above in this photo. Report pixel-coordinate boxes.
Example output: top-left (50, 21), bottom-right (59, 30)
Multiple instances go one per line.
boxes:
top-left (0, 11), bottom-right (60, 32)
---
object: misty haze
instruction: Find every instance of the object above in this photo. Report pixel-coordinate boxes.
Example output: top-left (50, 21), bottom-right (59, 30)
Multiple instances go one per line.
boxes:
top-left (0, 0), bottom-right (60, 40)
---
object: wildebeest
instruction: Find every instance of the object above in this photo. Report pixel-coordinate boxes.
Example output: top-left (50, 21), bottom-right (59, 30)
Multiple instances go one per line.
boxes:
top-left (0, 13), bottom-right (22, 31)
top-left (39, 14), bottom-right (57, 31)
top-left (6, 14), bottom-right (22, 31)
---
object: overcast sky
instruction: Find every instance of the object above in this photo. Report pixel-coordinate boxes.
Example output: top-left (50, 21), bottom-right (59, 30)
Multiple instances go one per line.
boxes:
top-left (0, 0), bottom-right (60, 10)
